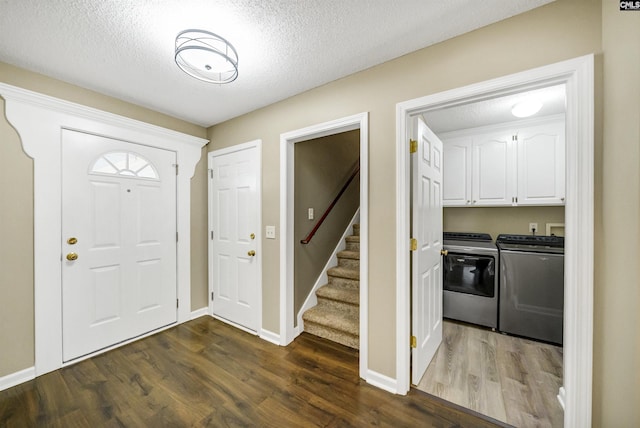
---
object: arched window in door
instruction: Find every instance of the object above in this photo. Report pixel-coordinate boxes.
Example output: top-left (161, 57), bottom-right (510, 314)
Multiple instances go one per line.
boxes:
top-left (90, 151), bottom-right (159, 180)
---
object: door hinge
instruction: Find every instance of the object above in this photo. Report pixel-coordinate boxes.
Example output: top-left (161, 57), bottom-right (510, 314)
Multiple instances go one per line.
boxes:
top-left (410, 238), bottom-right (418, 251)
top-left (211, 292), bottom-right (214, 301)
top-left (173, 163), bottom-right (179, 175)
top-left (209, 169), bottom-right (213, 179)
top-left (210, 230), bottom-right (214, 240)
top-left (409, 139), bottom-right (418, 154)
top-left (176, 298), bottom-right (179, 308)
top-left (176, 232), bottom-right (179, 242)
top-left (410, 335), bottom-right (417, 348)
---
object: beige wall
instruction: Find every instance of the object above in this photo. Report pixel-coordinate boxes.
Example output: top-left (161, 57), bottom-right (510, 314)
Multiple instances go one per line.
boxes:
top-left (209, 0), bottom-right (602, 379)
top-left (0, 98), bottom-right (34, 376)
top-left (444, 206), bottom-right (565, 240)
top-left (0, 63), bottom-right (207, 377)
top-left (1, 0), bottom-right (638, 424)
top-left (294, 131), bottom-right (360, 320)
top-left (594, 1), bottom-right (640, 425)
top-left (210, 0), bottom-right (638, 424)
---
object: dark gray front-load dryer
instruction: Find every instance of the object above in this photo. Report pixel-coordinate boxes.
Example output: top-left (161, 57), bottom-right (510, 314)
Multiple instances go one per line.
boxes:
top-left (497, 234), bottom-right (564, 345)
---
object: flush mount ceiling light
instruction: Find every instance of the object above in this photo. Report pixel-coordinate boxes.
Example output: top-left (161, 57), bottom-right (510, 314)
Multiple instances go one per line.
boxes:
top-left (511, 99), bottom-right (543, 118)
top-left (175, 29), bottom-right (238, 84)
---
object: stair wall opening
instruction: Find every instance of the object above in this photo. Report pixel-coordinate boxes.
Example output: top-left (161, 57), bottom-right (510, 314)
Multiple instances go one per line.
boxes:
top-left (293, 130), bottom-right (360, 327)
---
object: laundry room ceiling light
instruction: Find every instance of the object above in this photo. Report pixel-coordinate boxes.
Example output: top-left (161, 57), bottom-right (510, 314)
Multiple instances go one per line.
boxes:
top-left (175, 29), bottom-right (238, 84)
top-left (511, 99), bottom-right (543, 118)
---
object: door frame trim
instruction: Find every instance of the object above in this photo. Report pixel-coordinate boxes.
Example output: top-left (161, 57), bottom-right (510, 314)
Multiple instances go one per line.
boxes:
top-left (207, 139), bottom-right (263, 335)
top-left (0, 83), bottom-right (207, 376)
top-left (395, 54), bottom-right (594, 427)
top-left (280, 112), bottom-right (369, 380)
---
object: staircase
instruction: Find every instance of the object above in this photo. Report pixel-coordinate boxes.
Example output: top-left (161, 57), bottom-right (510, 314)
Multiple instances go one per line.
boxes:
top-left (302, 224), bottom-right (360, 349)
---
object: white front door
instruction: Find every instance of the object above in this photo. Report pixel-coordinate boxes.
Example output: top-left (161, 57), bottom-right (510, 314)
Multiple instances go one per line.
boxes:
top-left (411, 117), bottom-right (444, 385)
top-left (61, 130), bottom-right (177, 362)
top-left (209, 144), bottom-right (260, 332)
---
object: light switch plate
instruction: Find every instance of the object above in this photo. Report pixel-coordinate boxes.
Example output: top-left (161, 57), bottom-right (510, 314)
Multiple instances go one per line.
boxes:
top-left (266, 225), bottom-right (276, 239)
top-left (308, 208), bottom-right (314, 220)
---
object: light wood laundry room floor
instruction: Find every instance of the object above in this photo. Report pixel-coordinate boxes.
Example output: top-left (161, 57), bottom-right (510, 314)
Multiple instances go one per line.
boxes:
top-left (416, 320), bottom-right (564, 427)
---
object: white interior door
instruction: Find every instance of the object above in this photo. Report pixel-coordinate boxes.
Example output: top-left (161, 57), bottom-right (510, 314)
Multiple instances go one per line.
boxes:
top-left (411, 117), bottom-right (444, 385)
top-left (209, 144), bottom-right (260, 332)
top-left (62, 130), bottom-right (177, 362)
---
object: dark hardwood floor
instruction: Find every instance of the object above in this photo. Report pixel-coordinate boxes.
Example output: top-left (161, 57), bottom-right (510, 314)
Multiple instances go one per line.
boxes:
top-left (0, 317), bottom-right (510, 427)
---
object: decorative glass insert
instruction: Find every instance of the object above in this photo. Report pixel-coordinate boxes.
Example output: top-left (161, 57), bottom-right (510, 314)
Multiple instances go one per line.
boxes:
top-left (90, 152), bottom-right (159, 180)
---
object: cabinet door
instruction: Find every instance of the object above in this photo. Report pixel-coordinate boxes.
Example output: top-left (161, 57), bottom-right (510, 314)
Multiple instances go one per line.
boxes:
top-left (442, 137), bottom-right (472, 206)
top-left (472, 132), bottom-right (516, 206)
top-left (516, 120), bottom-right (565, 205)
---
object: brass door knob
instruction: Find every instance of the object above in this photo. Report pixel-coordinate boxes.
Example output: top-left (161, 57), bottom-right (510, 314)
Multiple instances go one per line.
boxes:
top-left (67, 237), bottom-right (78, 245)
top-left (248, 250), bottom-right (256, 257)
top-left (440, 249), bottom-right (448, 256)
top-left (66, 252), bottom-right (78, 261)
top-left (250, 233), bottom-right (255, 240)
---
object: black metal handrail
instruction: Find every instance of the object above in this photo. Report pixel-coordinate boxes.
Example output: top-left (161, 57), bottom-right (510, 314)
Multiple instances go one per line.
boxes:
top-left (300, 162), bottom-right (360, 245)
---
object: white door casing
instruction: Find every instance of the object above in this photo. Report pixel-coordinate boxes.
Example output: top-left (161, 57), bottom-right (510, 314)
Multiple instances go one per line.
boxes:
top-left (280, 113), bottom-right (369, 383)
top-left (411, 118), bottom-right (443, 385)
top-left (208, 141), bottom-right (262, 333)
top-left (62, 130), bottom-right (177, 361)
top-left (0, 82), bottom-right (207, 375)
top-left (396, 55), bottom-right (594, 428)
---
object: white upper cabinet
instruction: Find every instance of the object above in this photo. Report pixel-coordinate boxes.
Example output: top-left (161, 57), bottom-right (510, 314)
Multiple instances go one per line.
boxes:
top-left (472, 131), bottom-right (516, 206)
top-left (516, 121), bottom-right (565, 205)
top-left (441, 116), bottom-right (565, 207)
top-left (442, 137), bottom-right (472, 206)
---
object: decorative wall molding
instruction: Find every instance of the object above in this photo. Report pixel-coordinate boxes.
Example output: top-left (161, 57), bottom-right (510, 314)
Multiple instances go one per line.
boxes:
top-left (0, 82), bottom-right (207, 377)
top-left (0, 366), bottom-right (35, 392)
top-left (191, 307), bottom-right (209, 320)
top-left (365, 369), bottom-right (399, 394)
top-left (259, 329), bottom-right (281, 346)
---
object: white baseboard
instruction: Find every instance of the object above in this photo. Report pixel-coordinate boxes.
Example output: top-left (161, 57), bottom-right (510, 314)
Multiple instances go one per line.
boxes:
top-left (366, 369), bottom-right (399, 394)
top-left (0, 366), bottom-right (35, 392)
top-left (190, 307), bottom-right (209, 320)
top-left (558, 386), bottom-right (566, 410)
top-left (259, 329), bottom-right (281, 345)
top-left (296, 209), bottom-right (360, 329)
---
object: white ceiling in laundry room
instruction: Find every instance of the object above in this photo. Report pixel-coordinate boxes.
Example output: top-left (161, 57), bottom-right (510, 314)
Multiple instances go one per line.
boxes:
top-left (422, 84), bottom-right (566, 134)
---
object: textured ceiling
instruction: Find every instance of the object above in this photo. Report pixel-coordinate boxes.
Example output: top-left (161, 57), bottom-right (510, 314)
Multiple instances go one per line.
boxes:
top-left (0, 0), bottom-right (553, 127)
top-left (423, 84), bottom-right (566, 134)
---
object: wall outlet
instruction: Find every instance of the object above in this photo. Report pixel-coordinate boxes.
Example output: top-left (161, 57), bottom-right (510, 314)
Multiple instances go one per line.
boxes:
top-left (265, 225), bottom-right (276, 239)
top-left (529, 222), bottom-right (538, 233)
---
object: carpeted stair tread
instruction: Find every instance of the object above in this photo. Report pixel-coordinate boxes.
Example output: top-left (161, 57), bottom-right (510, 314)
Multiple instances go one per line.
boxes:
top-left (337, 250), bottom-right (359, 260)
top-left (327, 266), bottom-right (359, 280)
top-left (353, 224), bottom-right (360, 236)
top-left (316, 284), bottom-right (359, 305)
top-left (303, 306), bottom-right (359, 337)
top-left (345, 235), bottom-right (360, 243)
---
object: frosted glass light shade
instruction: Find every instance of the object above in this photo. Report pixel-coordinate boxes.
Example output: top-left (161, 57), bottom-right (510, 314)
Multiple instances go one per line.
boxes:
top-left (175, 30), bottom-right (238, 84)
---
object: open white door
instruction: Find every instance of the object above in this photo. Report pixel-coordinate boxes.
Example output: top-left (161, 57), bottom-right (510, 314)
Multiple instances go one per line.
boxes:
top-left (209, 142), bottom-right (261, 332)
top-left (411, 117), bottom-right (444, 385)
